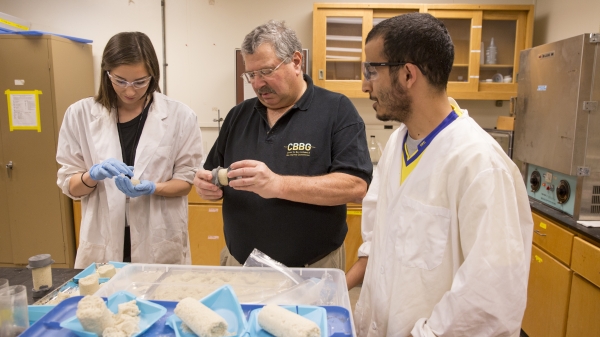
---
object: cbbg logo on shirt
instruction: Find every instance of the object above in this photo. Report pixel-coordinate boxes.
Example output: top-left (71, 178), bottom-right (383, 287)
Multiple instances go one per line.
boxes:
top-left (285, 142), bottom-right (314, 157)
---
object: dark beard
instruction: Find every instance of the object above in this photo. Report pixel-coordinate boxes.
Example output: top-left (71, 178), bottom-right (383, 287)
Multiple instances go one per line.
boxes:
top-left (376, 75), bottom-right (412, 123)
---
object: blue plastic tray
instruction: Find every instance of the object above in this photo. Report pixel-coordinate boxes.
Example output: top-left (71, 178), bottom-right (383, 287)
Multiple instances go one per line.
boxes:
top-left (246, 305), bottom-right (327, 337)
top-left (28, 305), bottom-right (55, 326)
top-left (28, 279), bottom-right (81, 325)
top-left (73, 262), bottom-right (128, 284)
top-left (21, 300), bottom-right (353, 336)
top-left (166, 285), bottom-right (247, 337)
top-left (60, 291), bottom-right (166, 337)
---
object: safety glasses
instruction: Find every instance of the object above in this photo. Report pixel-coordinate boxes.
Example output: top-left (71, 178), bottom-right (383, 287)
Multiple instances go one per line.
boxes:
top-left (362, 62), bottom-right (426, 81)
top-left (107, 71), bottom-right (152, 89)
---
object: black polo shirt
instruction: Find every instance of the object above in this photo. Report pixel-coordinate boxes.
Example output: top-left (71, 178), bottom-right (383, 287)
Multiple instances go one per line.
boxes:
top-left (204, 74), bottom-right (372, 267)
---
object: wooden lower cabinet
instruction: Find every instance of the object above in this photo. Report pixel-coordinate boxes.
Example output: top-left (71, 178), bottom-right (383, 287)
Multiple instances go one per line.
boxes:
top-left (74, 200), bottom-right (81, 248)
top-left (531, 213), bottom-right (574, 265)
top-left (344, 206), bottom-right (363, 272)
top-left (522, 245), bottom-right (572, 337)
top-left (565, 273), bottom-right (600, 337)
top-left (187, 204), bottom-right (226, 265)
top-left (571, 237), bottom-right (600, 287)
top-left (73, 198), bottom-right (227, 265)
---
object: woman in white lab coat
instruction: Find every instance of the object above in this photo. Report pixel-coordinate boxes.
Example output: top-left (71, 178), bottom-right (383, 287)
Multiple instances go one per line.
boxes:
top-left (56, 32), bottom-right (203, 269)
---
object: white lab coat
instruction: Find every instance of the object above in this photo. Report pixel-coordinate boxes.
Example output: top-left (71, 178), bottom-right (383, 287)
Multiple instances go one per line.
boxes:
top-left (355, 114), bottom-right (533, 337)
top-left (57, 92), bottom-right (203, 269)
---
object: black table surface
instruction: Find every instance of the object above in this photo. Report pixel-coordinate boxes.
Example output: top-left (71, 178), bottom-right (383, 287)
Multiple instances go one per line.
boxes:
top-left (0, 267), bottom-right (82, 305)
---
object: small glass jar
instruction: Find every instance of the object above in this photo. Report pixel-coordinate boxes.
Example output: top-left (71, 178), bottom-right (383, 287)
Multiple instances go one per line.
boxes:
top-left (27, 254), bottom-right (54, 295)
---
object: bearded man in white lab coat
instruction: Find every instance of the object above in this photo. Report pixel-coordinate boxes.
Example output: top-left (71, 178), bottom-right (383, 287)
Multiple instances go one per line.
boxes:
top-left (354, 13), bottom-right (534, 336)
top-left (57, 32), bottom-right (203, 268)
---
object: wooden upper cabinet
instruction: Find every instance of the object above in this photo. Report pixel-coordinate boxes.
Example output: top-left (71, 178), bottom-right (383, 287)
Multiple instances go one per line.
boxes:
top-left (312, 4), bottom-right (421, 97)
top-left (430, 6), bottom-right (532, 100)
top-left (427, 9), bottom-right (482, 95)
top-left (312, 3), bottom-right (534, 100)
top-left (312, 8), bottom-right (372, 98)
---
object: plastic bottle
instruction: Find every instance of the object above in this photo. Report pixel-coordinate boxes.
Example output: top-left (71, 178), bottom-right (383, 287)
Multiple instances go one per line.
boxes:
top-left (486, 37), bottom-right (497, 64)
top-left (368, 135), bottom-right (382, 165)
top-left (27, 254), bottom-right (54, 297)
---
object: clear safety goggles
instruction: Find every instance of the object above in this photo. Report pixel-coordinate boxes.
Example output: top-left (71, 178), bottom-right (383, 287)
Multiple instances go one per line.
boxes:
top-left (107, 71), bottom-right (152, 89)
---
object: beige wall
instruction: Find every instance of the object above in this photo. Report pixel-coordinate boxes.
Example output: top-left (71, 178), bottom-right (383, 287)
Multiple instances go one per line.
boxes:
top-left (533, 0), bottom-right (600, 46)
top-left (0, 0), bottom-right (163, 92)
top-left (3, 0), bottom-right (597, 153)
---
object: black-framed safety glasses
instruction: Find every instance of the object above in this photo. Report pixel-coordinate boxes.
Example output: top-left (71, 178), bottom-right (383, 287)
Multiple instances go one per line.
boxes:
top-left (362, 62), bottom-right (426, 81)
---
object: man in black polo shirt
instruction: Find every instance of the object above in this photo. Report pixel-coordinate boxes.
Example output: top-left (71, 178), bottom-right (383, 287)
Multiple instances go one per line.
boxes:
top-left (194, 20), bottom-right (372, 269)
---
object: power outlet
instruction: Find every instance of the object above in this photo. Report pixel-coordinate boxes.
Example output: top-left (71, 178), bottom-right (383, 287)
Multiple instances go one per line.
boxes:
top-left (577, 166), bottom-right (591, 176)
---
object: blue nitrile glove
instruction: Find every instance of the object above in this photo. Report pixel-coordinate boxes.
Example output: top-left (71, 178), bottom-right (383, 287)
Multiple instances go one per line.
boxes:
top-left (115, 175), bottom-right (156, 198)
top-left (89, 158), bottom-right (134, 181)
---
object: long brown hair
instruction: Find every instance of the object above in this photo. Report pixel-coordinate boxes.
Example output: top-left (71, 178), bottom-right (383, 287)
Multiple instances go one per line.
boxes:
top-left (95, 32), bottom-right (161, 110)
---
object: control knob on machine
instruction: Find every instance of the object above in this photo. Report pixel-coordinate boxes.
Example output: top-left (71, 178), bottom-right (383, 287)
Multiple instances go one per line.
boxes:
top-left (556, 180), bottom-right (570, 204)
top-left (530, 171), bottom-right (541, 192)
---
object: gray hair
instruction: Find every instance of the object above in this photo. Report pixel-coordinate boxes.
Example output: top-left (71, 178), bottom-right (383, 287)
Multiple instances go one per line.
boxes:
top-left (241, 20), bottom-right (302, 61)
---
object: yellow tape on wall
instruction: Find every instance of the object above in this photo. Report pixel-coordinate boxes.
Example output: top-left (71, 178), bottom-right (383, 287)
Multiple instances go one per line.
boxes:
top-left (0, 18), bottom-right (29, 31)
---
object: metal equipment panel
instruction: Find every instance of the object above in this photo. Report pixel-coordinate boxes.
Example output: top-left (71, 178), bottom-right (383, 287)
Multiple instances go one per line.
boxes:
top-left (515, 33), bottom-right (600, 220)
top-left (514, 34), bottom-right (597, 175)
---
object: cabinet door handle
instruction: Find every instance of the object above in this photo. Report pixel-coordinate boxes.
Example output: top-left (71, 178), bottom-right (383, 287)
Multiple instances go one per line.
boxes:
top-left (5, 161), bottom-right (13, 170)
top-left (534, 230), bottom-right (546, 236)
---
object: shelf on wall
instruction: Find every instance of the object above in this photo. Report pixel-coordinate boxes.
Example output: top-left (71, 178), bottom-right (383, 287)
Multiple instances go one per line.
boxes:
top-left (326, 35), bottom-right (362, 42)
top-left (326, 17), bottom-right (363, 24)
top-left (326, 55), bottom-right (362, 61)
top-left (480, 64), bottom-right (514, 69)
top-left (326, 46), bottom-right (362, 53)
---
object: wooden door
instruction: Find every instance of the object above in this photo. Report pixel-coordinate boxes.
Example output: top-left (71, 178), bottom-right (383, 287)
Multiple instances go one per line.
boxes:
top-left (522, 245), bottom-right (572, 337)
top-left (570, 237), bottom-right (600, 286)
top-left (0, 36), bottom-right (66, 265)
top-left (0, 127), bottom-right (11, 264)
top-left (344, 206), bottom-right (363, 272)
top-left (477, 10), bottom-right (527, 95)
top-left (312, 8), bottom-right (371, 97)
top-left (188, 204), bottom-right (226, 266)
top-left (73, 200), bottom-right (81, 248)
top-left (426, 9), bottom-right (482, 94)
top-left (565, 273), bottom-right (600, 337)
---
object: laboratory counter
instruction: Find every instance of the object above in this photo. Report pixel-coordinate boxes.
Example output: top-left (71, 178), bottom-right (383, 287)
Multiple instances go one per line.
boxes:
top-left (530, 198), bottom-right (600, 244)
top-left (0, 267), bottom-right (82, 305)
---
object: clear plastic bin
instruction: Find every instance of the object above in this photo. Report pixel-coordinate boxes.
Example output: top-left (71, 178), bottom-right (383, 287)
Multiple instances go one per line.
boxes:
top-left (94, 264), bottom-right (351, 311)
